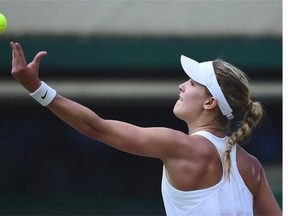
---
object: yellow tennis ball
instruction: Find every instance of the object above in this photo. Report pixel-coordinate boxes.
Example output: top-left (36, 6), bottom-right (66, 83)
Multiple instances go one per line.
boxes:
top-left (0, 13), bottom-right (8, 33)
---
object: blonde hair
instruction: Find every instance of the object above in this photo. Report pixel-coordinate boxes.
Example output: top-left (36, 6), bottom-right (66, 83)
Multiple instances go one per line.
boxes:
top-left (212, 59), bottom-right (264, 178)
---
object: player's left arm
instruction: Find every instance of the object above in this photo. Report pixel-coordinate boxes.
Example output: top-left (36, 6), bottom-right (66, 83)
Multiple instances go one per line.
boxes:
top-left (10, 41), bottom-right (187, 160)
top-left (47, 94), bottom-right (186, 159)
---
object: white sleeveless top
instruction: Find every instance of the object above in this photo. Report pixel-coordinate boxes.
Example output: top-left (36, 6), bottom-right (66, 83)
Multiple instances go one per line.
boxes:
top-left (161, 131), bottom-right (253, 216)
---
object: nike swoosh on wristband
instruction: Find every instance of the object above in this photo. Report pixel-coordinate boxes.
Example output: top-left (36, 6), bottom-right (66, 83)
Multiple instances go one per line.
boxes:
top-left (41, 90), bottom-right (48, 99)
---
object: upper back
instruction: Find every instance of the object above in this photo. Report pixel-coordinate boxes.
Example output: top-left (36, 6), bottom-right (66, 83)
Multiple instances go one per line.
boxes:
top-left (162, 130), bottom-right (281, 215)
top-left (162, 131), bottom-right (255, 215)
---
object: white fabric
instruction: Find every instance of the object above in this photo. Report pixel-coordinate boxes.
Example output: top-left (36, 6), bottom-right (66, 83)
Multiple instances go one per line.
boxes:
top-left (30, 81), bottom-right (57, 106)
top-left (161, 131), bottom-right (253, 216)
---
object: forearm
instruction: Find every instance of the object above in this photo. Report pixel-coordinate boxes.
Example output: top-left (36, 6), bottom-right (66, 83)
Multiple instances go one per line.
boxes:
top-left (47, 94), bottom-right (103, 138)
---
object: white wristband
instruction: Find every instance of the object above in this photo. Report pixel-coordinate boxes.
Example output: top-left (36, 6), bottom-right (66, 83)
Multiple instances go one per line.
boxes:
top-left (30, 81), bottom-right (57, 106)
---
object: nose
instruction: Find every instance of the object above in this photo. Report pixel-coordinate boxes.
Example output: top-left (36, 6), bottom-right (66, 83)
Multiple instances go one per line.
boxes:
top-left (179, 82), bottom-right (184, 92)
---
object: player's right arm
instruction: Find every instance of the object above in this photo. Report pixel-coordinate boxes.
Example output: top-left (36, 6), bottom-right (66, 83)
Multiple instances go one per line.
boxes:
top-left (252, 164), bottom-right (282, 215)
top-left (237, 146), bottom-right (281, 215)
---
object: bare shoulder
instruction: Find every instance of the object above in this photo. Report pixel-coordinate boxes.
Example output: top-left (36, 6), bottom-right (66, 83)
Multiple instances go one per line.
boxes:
top-left (237, 145), bottom-right (282, 215)
top-left (236, 145), bottom-right (263, 194)
top-left (236, 145), bottom-right (262, 175)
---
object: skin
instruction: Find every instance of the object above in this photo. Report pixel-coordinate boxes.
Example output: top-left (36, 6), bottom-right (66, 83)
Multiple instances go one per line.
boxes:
top-left (10, 42), bottom-right (282, 215)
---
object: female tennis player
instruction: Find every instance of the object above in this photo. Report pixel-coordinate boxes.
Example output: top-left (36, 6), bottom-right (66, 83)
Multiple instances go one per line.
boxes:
top-left (10, 42), bottom-right (281, 215)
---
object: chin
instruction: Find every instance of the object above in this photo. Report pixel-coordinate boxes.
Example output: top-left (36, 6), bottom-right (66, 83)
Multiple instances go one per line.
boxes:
top-left (173, 106), bottom-right (183, 120)
top-left (173, 103), bottom-right (189, 123)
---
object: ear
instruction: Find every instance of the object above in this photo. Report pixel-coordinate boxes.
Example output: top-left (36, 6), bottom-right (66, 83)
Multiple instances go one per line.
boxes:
top-left (203, 97), bottom-right (218, 111)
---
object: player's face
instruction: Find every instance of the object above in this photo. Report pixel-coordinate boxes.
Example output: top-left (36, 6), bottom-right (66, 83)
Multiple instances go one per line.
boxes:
top-left (173, 79), bottom-right (210, 122)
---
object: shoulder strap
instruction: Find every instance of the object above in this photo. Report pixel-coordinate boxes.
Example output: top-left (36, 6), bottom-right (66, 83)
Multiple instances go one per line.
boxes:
top-left (191, 130), bottom-right (228, 152)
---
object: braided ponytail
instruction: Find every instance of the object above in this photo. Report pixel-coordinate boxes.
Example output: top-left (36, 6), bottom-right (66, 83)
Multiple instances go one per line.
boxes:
top-left (224, 100), bottom-right (263, 177)
top-left (213, 60), bottom-right (264, 178)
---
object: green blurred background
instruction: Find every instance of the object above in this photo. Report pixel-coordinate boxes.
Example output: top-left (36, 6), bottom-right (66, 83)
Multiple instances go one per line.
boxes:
top-left (0, 1), bottom-right (282, 215)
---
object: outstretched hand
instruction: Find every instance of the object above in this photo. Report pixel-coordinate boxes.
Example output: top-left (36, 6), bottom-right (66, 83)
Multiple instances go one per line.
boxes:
top-left (10, 42), bottom-right (47, 93)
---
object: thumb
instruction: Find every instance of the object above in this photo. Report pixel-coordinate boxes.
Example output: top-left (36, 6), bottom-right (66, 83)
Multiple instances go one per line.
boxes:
top-left (32, 51), bottom-right (47, 66)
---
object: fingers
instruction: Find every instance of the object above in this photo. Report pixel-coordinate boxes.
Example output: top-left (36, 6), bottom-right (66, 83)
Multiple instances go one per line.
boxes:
top-left (11, 41), bottom-right (47, 73)
top-left (10, 42), bottom-right (18, 68)
top-left (14, 42), bottom-right (27, 66)
top-left (10, 41), bottom-right (27, 72)
top-left (10, 41), bottom-right (15, 55)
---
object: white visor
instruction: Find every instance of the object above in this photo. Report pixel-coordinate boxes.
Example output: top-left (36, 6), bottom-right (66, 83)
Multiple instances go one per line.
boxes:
top-left (180, 55), bottom-right (234, 120)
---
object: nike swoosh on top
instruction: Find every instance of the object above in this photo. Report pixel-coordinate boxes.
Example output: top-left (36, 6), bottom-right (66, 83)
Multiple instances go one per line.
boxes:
top-left (41, 90), bottom-right (48, 99)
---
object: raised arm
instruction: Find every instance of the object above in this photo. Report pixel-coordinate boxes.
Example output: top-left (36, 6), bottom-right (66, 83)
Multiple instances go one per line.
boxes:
top-left (46, 93), bottom-right (186, 158)
top-left (10, 42), bottom-right (186, 159)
